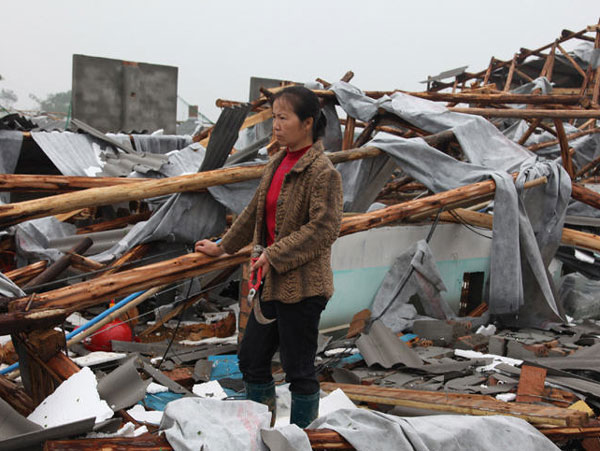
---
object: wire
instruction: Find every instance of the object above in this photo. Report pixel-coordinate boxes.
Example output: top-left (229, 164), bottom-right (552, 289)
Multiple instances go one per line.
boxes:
top-left (80, 278), bottom-right (232, 341)
top-left (368, 208), bottom-right (444, 328)
top-left (157, 277), bottom-right (195, 370)
top-left (447, 210), bottom-right (493, 240)
top-left (24, 247), bottom-right (185, 292)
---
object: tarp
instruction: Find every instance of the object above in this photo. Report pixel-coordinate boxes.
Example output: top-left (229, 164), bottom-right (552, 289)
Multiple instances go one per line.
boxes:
top-left (330, 82), bottom-right (569, 327)
top-left (302, 409), bottom-right (560, 451)
top-left (371, 240), bottom-right (452, 332)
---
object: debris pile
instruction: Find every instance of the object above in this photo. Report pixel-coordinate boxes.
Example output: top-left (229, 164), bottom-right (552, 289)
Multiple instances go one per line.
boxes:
top-left (1, 19), bottom-right (600, 451)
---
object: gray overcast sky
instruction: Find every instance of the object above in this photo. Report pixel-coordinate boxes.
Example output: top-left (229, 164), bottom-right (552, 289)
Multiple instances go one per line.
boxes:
top-left (1, 1), bottom-right (598, 122)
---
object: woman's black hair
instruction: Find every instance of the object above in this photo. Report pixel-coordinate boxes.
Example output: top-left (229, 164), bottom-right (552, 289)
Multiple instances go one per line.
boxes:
top-left (272, 86), bottom-right (327, 142)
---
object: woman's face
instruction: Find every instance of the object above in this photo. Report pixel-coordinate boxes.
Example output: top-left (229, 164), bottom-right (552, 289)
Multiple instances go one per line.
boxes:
top-left (272, 98), bottom-right (313, 151)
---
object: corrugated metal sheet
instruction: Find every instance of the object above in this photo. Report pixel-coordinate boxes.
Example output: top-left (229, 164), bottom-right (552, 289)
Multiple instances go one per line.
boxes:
top-left (200, 104), bottom-right (251, 172)
top-left (356, 320), bottom-right (423, 369)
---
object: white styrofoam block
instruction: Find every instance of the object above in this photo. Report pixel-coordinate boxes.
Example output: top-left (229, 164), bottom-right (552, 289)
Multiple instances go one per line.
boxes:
top-left (28, 366), bottom-right (114, 428)
top-left (496, 393), bottom-right (517, 402)
top-left (475, 324), bottom-right (497, 336)
top-left (72, 351), bottom-right (127, 367)
top-left (454, 349), bottom-right (522, 372)
top-left (319, 388), bottom-right (357, 417)
top-left (126, 404), bottom-right (163, 425)
top-left (146, 382), bottom-right (169, 394)
top-left (66, 312), bottom-right (88, 327)
top-left (192, 380), bottom-right (228, 400)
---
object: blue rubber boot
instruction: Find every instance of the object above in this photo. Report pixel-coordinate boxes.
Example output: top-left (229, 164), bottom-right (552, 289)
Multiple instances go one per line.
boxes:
top-left (245, 381), bottom-right (276, 426)
top-left (290, 391), bottom-right (320, 429)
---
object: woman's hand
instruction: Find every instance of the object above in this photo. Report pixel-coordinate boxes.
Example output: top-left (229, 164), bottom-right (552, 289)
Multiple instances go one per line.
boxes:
top-left (194, 239), bottom-right (225, 257)
top-left (251, 252), bottom-right (270, 276)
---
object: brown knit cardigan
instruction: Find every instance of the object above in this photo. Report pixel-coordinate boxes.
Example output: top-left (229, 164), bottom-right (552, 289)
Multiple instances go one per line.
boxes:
top-left (219, 141), bottom-right (343, 303)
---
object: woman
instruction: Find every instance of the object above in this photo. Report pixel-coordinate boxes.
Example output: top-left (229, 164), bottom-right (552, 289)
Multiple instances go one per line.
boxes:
top-left (195, 86), bottom-right (343, 428)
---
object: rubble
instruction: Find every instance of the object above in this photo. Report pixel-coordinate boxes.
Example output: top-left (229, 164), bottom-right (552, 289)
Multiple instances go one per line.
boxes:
top-left (0, 18), bottom-right (600, 451)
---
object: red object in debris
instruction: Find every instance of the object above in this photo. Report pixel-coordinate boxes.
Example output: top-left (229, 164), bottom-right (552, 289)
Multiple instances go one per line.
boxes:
top-left (85, 320), bottom-right (133, 352)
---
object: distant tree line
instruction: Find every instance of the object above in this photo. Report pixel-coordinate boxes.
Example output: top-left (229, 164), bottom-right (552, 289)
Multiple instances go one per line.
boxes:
top-left (0, 86), bottom-right (71, 114)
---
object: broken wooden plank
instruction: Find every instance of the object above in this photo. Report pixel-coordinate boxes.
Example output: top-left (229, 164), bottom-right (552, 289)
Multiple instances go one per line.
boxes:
top-left (320, 382), bottom-right (588, 427)
top-left (23, 237), bottom-right (93, 293)
top-left (45, 352), bottom-right (80, 381)
top-left (5, 260), bottom-right (47, 286)
top-left (69, 253), bottom-right (106, 273)
top-left (0, 308), bottom-right (67, 335)
top-left (100, 243), bottom-right (152, 277)
top-left (0, 373), bottom-right (35, 416)
top-left (12, 329), bottom-right (65, 404)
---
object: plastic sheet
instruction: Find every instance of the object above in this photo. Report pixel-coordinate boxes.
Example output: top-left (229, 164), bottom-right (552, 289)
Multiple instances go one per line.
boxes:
top-left (559, 272), bottom-right (600, 320)
top-left (371, 240), bottom-right (452, 332)
top-left (330, 82), bottom-right (568, 326)
top-left (160, 398), bottom-right (270, 451)
top-left (302, 409), bottom-right (559, 451)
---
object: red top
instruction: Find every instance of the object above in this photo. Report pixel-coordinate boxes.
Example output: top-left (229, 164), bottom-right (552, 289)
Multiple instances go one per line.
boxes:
top-left (265, 145), bottom-right (312, 246)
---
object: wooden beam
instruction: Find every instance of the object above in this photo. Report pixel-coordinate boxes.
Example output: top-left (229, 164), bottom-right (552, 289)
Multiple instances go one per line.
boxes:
top-left (44, 434), bottom-right (173, 450)
top-left (5, 260), bottom-right (47, 286)
top-left (554, 119), bottom-right (575, 178)
top-left (539, 41), bottom-right (557, 81)
top-left (503, 54), bottom-right (517, 92)
top-left (0, 308), bottom-right (67, 335)
top-left (69, 253), bottom-right (106, 273)
top-left (23, 237), bottom-right (93, 293)
top-left (9, 249), bottom-right (252, 314)
top-left (339, 175), bottom-right (545, 236)
top-left (518, 118), bottom-right (542, 146)
top-left (342, 116), bottom-right (356, 150)
top-left (448, 107), bottom-right (600, 119)
top-left (529, 127), bottom-right (600, 153)
top-left (0, 374), bottom-right (35, 416)
top-left (441, 208), bottom-right (600, 254)
top-left (557, 43), bottom-right (587, 78)
top-left (407, 92), bottom-right (582, 105)
top-left (482, 57), bottom-right (495, 85)
top-left (514, 67), bottom-right (535, 83)
top-left (0, 142), bottom-right (433, 228)
top-left (0, 174), bottom-right (149, 192)
top-left (100, 243), bottom-right (151, 277)
top-left (4, 172), bottom-right (529, 317)
top-left (320, 382), bottom-right (588, 427)
top-left (572, 182), bottom-right (600, 210)
top-left (76, 211), bottom-right (151, 234)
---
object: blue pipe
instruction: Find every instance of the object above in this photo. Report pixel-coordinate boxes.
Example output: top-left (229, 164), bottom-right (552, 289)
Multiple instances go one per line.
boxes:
top-left (67, 291), bottom-right (144, 339)
top-left (0, 290), bottom-right (145, 375)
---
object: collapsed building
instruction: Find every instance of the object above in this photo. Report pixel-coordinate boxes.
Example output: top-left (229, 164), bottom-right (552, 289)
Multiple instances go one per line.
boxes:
top-left (0, 19), bottom-right (600, 451)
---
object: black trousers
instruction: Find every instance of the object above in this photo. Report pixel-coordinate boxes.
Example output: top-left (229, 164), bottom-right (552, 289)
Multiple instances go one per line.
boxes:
top-left (238, 295), bottom-right (327, 395)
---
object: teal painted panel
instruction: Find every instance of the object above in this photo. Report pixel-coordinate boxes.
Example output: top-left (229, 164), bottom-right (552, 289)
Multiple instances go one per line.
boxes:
top-left (320, 257), bottom-right (490, 329)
